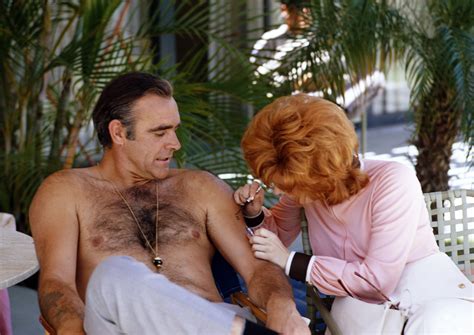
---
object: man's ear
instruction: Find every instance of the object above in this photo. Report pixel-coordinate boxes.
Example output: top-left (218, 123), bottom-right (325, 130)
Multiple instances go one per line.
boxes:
top-left (109, 119), bottom-right (127, 146)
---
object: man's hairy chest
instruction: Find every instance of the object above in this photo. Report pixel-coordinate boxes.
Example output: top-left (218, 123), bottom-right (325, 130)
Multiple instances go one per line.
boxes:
top-left (80, 180), bottom-right (207, 254)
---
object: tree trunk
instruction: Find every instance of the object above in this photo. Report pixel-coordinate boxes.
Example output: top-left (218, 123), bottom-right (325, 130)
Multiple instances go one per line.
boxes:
top-left (411, 87), bottom-right (461, 193)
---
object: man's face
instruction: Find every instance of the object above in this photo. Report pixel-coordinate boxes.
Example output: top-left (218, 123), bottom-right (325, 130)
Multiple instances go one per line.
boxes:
top-left (122, 94), bottom-right (181, 180)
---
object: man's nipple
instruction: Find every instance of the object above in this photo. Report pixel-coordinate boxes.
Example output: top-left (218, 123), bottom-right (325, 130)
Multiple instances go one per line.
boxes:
top-left (91, 236), bottom-right (104, 247)
top-left (191, 230), bottom-right (200, 239)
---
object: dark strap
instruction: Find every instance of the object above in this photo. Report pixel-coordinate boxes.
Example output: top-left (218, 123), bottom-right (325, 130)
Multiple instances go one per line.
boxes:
top-left (244, 210), bottom-right (265, 228)
top-left (289, 252), bottom-right (312, 282)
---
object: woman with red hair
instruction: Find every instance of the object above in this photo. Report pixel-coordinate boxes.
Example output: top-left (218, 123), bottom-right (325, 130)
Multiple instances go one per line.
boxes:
top-left (234, 94), bottom-right (473, 334)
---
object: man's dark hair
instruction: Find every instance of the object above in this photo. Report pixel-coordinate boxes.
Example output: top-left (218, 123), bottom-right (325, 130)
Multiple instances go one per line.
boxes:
top-left (281, 0), bottom-right (309, 10)
top-left (92, 72), bottom-right (173, 148)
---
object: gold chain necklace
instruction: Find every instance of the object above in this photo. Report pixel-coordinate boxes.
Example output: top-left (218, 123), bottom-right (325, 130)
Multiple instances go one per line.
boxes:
top-left (98, 168), bottom-right (162, 269)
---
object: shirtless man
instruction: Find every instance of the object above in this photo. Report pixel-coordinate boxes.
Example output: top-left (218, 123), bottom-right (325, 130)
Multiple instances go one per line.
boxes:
top-left (29, 72), bottom-right (308, 335)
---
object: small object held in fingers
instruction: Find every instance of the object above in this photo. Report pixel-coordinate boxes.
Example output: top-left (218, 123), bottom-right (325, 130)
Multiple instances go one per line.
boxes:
top-left (246, 226), bottom-right (255, 236)
top-left (246, 184), bottom-right (263, 203)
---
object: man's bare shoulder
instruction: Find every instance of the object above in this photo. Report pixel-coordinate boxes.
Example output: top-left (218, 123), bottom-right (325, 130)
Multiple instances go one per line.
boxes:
top-left (44, 167), bottom-right (94, 186)
top-left (33, 167), bottom-right (97, 202)
top-left (171, 169), bottom-right (231, 194)
top-left (29, 168), bottom-right (98, 244)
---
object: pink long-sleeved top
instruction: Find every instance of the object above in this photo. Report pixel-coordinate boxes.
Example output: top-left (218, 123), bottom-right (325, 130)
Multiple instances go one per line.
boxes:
top-left (262, 159), bottom-right (439, 303)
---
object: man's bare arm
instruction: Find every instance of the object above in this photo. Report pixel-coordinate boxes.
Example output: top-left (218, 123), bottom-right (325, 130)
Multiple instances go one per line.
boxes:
top-left (30, 171), bottom-right (85, 334)
top-left (199, 172), bottom-right (309, 334)
top-left (39, 278), bottom-right (84, 332)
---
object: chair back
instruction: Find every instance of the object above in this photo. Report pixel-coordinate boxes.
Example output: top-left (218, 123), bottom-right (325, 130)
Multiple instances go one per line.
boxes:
top-left (301, 209), bottom-right (342, 335)
top-left (423, 189), bottom-right (474, 281)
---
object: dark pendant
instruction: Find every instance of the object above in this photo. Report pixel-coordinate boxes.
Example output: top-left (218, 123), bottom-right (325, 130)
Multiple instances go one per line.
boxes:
top-left (153, 257), bottom-right (163, 269)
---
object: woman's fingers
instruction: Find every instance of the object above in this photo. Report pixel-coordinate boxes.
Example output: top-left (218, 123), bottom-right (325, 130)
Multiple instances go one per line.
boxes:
top-left (232, 190), bottom-right (243, 205)
top-left (251, 243), bottom-right (268, 252)
top-left (249, 236), bottom-right (268, 246)
top-left (251, 235), bottom-right (278, 255)
top-left (234, 181), bottom-right (262, 204)
top-left (252, 228), bottom-right (289, 269)
top-left (233, 184), bottom-right (251, 205)
top-left (246, 181), bottom-right (262, 202)
top-left (233, 190), bottom-right (243, 205)
top-left (255, 228), bottom-right (275, 238)
top-left (254, 251), bottom-right (271, 261)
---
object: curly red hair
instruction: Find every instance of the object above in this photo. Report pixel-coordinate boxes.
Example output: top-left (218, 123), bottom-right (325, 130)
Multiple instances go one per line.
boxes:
top-left (241, 94), bottom-right (369, 205)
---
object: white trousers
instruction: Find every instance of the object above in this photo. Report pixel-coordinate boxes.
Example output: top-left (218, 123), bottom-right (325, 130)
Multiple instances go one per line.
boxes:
top-left (84, 256), bottom-right (254, 335)
top-left (332, 252), bottom-right (474, 334)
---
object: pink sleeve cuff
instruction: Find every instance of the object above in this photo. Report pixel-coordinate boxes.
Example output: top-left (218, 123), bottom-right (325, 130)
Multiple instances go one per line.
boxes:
top-left (306, 256), bottom-right (317, 283)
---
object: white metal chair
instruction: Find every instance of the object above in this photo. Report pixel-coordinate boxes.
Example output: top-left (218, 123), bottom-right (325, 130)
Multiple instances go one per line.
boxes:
top-left (423, 189), bottom-right (474, 281)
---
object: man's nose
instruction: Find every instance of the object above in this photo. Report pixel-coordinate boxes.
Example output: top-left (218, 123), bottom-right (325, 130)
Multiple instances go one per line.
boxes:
top-left (168, 132), bottom-right (181, 151)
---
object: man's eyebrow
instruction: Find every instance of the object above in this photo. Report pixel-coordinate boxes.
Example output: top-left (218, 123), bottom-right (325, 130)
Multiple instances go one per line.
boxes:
top-left (148, 123), bottom-right (181, 132)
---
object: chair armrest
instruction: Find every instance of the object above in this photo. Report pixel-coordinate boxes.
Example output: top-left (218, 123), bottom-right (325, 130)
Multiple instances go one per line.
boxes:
top-left (309, 287), bottom-right (342, 335)
top-left (39, 315), bottom-right (55, 335)
top-left (230, 291), bottom-right (267, 324)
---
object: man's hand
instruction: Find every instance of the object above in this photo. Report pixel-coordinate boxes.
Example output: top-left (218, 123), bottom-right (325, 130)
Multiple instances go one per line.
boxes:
top-left (250, 228), bottom-right (290, 269)
top-left (266, 297), bottom-right (311, 335)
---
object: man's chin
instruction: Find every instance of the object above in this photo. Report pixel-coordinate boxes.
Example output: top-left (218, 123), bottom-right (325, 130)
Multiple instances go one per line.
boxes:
top-left (152, 167), bottom-right (170, 180)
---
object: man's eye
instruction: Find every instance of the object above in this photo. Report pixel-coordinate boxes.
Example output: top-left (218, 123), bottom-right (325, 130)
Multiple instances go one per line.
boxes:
top-left (155, 132), bottom-right (165, 137)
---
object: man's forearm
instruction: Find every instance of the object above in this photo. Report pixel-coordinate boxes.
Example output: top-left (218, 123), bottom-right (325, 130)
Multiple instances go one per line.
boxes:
top-left (39, 279), bottom-right (85, 334)
top-left (246, 262), bottom-right (293, 309)
top-left (247, 262), bottom-right (308, 334)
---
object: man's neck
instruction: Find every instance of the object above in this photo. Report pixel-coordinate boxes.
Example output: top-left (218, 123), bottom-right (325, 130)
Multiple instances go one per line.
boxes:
top-left (97, 152), bottom-right (150, 188)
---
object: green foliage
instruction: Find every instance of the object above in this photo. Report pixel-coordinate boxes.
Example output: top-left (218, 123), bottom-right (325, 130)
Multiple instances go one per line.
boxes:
top-left (248, 0), bottom-right (473, 191)
top-left (249, 0), bottom-right (406, 103)
top-left (2, 0), bottom-right (472, 229)
top-left (404, 0), bottom-right (474, 145)
top-left (0, 0), bottom-right (261, 231)
top-left (398, 0), bottom-right (473, 191)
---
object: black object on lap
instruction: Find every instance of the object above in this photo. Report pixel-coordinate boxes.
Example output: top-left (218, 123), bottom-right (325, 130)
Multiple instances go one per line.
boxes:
top-left (243, 320), bottom-right (278, 335)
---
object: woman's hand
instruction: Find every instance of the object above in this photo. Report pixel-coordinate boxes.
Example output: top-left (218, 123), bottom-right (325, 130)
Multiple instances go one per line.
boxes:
top-left (250, 228), bottom-right (290, 269)
top-left (233, 181), bottom-right (264, 217)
